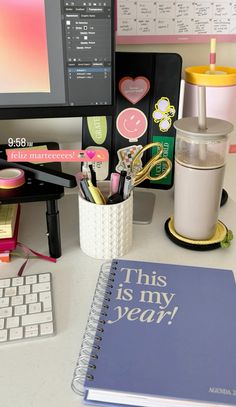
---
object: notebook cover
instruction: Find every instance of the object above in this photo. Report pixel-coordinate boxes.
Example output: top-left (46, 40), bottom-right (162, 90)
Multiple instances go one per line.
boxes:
top-left (84, 259), bottom-right (236, 406)
top-left (0, 205), bottom-right (20, 251)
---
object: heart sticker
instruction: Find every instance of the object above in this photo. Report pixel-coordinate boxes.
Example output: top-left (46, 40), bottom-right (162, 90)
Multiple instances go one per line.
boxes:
top-left (119, 76), bottom-right (150, 105)
top-left (86, 150), bottom-right (96, 160)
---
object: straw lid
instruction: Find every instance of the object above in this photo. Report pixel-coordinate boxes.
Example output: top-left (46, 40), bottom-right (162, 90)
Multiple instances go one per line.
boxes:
top-left (185, 66), bottom-right (236, 86)
top-left (174, 117), bottom-right (233, 140)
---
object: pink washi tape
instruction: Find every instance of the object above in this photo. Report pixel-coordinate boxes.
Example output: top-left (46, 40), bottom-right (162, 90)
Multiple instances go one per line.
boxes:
top-left (0, 168), bottom-right (25, 189)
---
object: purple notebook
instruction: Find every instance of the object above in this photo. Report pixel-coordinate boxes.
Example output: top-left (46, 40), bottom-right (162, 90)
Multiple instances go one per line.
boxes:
top-left (73, 259), bottom-right (236, 407)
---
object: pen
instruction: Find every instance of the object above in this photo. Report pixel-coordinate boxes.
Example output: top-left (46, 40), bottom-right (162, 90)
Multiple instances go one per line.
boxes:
top-left (107, 192), bottom-right (123, 205)
top-left (87, 180), bottom-right (106, 205)
top-left (80, 179), bottom-right (95, 203)
top-left (89, 164), bottom-right (97, 187)
top-left (118, 170), bottom-right (127, 197)
top-left (110, 172), bottom-right (120, 195)
top-left (123, 175), bottom-right (133, 200)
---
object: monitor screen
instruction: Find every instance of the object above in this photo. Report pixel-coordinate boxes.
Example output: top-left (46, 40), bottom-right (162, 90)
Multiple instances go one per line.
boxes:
top-left (0, 0), bottom-right (114, 119)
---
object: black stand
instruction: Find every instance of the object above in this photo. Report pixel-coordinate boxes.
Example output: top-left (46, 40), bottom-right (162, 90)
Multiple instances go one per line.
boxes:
top-left (221, 188), bottom-right (228, 207)
top-left (46, 200), bottom-right (61, 258)
top-left (133, 190), bottom-right (156, 224)
top-left (0, 142), bottom-right (76, 258)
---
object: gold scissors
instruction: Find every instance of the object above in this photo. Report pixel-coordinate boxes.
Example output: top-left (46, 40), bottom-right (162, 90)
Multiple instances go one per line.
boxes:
top-left (130, 142), bottom-right (172, 187)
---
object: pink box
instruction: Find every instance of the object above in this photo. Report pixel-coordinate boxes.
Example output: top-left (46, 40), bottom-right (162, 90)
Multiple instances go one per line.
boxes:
top-left (0, 205), bottom-right (20, 252)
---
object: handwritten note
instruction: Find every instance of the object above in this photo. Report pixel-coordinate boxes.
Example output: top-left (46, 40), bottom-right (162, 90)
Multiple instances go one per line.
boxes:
top-left (116, 1), bottom-right (236, 44)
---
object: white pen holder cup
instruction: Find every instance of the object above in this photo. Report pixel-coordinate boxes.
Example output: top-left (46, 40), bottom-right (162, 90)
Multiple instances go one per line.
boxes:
top-left (78, 183), bottom-right (133, 259)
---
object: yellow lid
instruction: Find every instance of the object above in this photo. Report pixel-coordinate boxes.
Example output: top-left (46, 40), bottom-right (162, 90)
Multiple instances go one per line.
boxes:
top-left (185, 66), bottom-right (236, 87)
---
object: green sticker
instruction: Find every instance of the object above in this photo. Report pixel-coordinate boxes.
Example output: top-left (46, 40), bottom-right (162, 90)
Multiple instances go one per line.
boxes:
top-left (150, 136), bottom-right (175, 186)
top-left (87, 116), bottom-right (107, 145)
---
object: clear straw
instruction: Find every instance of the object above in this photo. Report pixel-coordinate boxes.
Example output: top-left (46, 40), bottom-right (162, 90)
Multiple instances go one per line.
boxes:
top-left (210, 38), bottom-right (216, 73)
top-left (205, 37), bottom-right (225, 75)
top-left (198, 86), bottom-right (207, 130)
top-left (198, 86), bottom-right (207, 161)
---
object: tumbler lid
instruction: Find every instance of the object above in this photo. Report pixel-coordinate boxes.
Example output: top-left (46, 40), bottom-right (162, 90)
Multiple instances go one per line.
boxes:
top-left (185, 66), bottom-right (236, 87)
top-left (174, 117), bottom-right (233, 140)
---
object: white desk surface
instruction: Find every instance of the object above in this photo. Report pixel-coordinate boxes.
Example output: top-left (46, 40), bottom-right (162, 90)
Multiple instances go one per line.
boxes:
top-left (0, 154), bottom-right (235, 407)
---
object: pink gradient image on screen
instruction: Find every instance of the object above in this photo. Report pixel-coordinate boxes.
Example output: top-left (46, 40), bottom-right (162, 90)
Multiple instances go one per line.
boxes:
top-left (0, 0), bottom-right (50, 93)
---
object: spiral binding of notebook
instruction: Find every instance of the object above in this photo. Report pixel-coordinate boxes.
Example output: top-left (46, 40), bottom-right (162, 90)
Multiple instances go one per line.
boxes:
top-left (71, 261), bottom-right (117, 395)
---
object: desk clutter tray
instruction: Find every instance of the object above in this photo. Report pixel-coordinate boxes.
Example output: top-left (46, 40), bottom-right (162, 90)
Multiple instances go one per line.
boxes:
top-left (82, 52), bottom-right (182, 189)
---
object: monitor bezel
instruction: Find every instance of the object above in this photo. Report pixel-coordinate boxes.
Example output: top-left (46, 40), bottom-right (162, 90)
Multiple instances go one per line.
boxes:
top-left (0, 2), bottom-right (115, 120)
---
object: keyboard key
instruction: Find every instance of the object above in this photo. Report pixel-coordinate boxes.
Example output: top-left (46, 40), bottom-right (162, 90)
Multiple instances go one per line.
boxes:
top-left (0, 288), bottom-right (3, 298)
top-left (12, 277), bottom-right (24, 286)
top-left (0, 329), bottom-right (7, 342)
top-left (24, 325), bottom-right (39, 338)
top-left (11, 295), bottom-right (24, 306)
top-left (39, 291), bottom-right (51, 302)
top-left (25, 293), bottom-right (38, 304)
top-left (22, 311), bottom-right (53, 326)
top-left (40, 322), bottom-right (54, 336)
top-left (5, 287), bottom-right (17, 297)
top-left (25, 275), bottom-right (37, 285)
top-left (38, 273), bottom-right (50, 283)
top-left (39, 292), bottom-right (52, 312)
top-left (0, 297), bottom-right (9, 308)
top-left (32, 282), bottom-right (51, 293)
top-left (0, 319), bottom-right (4, 329)
top-left (9, 327), bottom-right (23, 341)
top-left (0, 307), bottom-right (12, 318)
top-left (18, 285), bottom-right (31, 295)
top-left (14, 305), bottom-right (27, 316)
top-left (29, 303), bottom-right (42, 314)
top-left (6, 316), bottom-right (19, 329)
top-left (0, 279), bottom-right (10, 288)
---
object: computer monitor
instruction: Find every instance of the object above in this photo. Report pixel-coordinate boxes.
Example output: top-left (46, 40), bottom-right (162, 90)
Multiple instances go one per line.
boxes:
top-left (0, 0), bottom-right (114, 120)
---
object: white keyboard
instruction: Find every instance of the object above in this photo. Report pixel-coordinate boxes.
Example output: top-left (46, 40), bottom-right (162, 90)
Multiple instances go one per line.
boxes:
top-left (0, 272), bottom-right (55, 344)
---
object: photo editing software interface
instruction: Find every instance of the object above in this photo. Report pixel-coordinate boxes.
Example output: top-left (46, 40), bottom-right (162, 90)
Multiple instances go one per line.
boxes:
top-left (0, 0), bottom-right (113, 111)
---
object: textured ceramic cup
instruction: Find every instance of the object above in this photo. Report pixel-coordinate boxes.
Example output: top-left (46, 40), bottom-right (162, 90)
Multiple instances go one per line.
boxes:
top-left (78, 182), bottom-right (133, 259)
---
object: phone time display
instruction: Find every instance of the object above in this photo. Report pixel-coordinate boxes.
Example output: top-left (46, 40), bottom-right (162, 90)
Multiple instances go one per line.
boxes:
top-left (7, 138), bottom-right (33, 148)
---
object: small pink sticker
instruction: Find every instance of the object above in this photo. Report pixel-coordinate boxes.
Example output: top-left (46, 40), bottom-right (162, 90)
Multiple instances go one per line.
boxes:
top-left (116, 108), bottom-right (148, 142)
top-left (119, 76), bottom-right (150, 105)
top-left (86, 150), bottom-right (96, 160)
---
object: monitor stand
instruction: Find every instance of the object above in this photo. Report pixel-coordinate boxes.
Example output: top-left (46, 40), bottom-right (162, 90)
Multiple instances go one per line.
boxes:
top-left (133, 189), bottom-right (156, 225)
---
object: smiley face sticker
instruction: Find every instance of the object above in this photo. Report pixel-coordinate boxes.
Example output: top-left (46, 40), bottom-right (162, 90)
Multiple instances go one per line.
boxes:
top-left (116, 108), bottom-right (148, 142)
